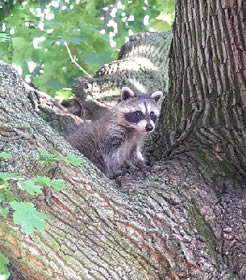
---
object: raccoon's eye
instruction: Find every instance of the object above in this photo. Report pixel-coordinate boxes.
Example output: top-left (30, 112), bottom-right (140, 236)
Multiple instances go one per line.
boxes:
top-left (150, 111), bottom-right (157, 122)
top-left (135, 111), bottom-right (142, 117)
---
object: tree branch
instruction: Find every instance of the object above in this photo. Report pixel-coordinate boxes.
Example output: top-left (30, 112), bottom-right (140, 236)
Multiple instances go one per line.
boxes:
top-left (64, 42), bottom-right (92, 78)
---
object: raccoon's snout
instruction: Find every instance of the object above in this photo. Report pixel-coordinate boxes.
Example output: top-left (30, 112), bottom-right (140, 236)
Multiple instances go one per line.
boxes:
top-left (145, 124), bottom-right (153, 132)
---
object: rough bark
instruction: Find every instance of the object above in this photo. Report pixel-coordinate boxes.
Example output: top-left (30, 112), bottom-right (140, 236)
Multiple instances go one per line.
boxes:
top-left (154, 0), bottom-right (246, 277)
top-left (0, 1), bottom-right (246, 279)
top-left (156, 0), bottom-right (246, 184)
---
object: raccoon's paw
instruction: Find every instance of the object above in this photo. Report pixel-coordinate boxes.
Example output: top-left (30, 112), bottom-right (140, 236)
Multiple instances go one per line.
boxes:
top-left (115, 176), bottom-right (135, 193)
top-left (134, 160), bottom-right (150, 170)
top-left (107, 169), bottom-right (128, 180)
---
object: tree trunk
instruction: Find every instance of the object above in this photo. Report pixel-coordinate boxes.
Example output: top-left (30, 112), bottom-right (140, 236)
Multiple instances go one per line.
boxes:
top-left (156, 0), bottom-right (246, 184)
top-left (0, 1), bottom-right (246, 280)
top-left (154, 0), bottom-right (246, 277)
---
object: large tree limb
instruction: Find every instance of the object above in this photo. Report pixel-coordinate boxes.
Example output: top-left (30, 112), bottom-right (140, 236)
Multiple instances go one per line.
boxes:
top-left (0, 20), bottom-right (245, 280)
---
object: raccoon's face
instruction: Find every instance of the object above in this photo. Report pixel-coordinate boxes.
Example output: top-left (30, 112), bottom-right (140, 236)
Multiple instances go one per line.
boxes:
top-left (119, 87), bottom-right (163, 133)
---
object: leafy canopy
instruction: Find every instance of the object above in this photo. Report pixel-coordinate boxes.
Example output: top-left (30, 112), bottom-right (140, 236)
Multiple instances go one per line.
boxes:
top-left (0, 0), bottom-right (175, 97)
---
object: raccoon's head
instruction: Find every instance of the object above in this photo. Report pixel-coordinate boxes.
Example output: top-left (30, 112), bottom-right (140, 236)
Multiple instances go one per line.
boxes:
top-left (117, 87), bottom-right (163, 133)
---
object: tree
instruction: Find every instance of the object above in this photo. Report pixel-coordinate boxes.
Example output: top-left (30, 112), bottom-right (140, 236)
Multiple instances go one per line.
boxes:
top-left (0, 0), bottom-right (173, 97)
top-left (0, 1), bottom-right (246, 280)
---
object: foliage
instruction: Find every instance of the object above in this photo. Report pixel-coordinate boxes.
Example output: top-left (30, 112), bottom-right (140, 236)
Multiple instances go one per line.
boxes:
top-left (0, 172), bottom-right (47, 234)
top-left (18, 180), bottom-right (43, 195)
top-left (33, 176), bottom-right (65, 191)
top-left (0, 253), bottom-right (10, 280)
top-left (0, 152), bottom-right (11, 159)
top-left (0, 149), bottom-right (82, 279)
top-left (38, 148), bottom-right (83, 166)
top-left (0, 0), bottom-right (175, 98)
top-left (103, 0), bottom-right (175, 49)
top-left (10, 201), bottom-right (47, 235)
top-left (0, 150), bottom-right (82, 234)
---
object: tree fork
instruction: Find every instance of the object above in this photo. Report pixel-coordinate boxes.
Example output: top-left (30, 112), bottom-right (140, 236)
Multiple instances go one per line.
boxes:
top-left (0, 8), bottom-right (246, 279)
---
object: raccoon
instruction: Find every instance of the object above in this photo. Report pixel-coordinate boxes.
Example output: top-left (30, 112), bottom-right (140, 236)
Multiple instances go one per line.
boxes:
top-left (65, 87), bottom-right (163, 179)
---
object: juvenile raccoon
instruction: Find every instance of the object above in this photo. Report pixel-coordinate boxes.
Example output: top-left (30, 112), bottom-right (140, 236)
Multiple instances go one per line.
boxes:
top-left (65, 87), bottom-right (163, 179)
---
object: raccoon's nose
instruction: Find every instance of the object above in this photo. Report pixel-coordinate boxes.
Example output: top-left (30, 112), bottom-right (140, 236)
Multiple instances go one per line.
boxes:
top-left (145, 124), bottom-right (153, 132)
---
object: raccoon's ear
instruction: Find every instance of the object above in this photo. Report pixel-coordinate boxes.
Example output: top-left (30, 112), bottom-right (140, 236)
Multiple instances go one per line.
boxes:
top-left (121, 87), bottom-right (135, 101)
top-left (150, 91), bottom-right (163, 103)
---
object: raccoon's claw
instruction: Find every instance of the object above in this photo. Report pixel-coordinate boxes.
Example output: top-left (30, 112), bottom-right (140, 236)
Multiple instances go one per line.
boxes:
top-left (116, 177), bottom-right (134, 193)
top-left (134, 161), bottom-right (150, 170)
top-left (145, 160), bottom-right (151, 167)
top-left (107, 170), bottom-right (128, 180)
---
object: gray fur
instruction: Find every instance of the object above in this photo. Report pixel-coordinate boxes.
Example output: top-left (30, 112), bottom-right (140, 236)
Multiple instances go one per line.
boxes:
top-left (65, 88), bottom-right (163, 179)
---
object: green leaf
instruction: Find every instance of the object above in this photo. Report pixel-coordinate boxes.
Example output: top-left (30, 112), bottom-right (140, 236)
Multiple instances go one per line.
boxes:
top-left (156, 10), bottom-right (175, 25)
top-left (53, 156), bottom-right (67, 161)
top-left (79, 24), bottom-right (99, 33)
top-left (10, 201), bottom-right (47, 235)
top-left (0, 253), bottom-right (10, 280)
top-left (33, 176), bottom-right (51, 186)
top-left (83, 51), bottom-right (112, 68)
top-left (0, 152), bottom-right (11, 159)
top-left (0, 188), bottom-right (14, 202)
top-left (0, 206), bottom-right (9, 218)
top-left (49, 179), bottom-right (65, 191)
top-left (0, 32), bottom-right (10, 43)
top-left (19, 180), bottom-right (42, 195)
top-left (0, 192), bottom-right (5, 202)
top-left (65, 154), bottom-right (83, 166)
top-left (3, 188), bottom-right (14, 201)
top-left (157, 0), bottom-right (175, 14)
top-left (12, 36), bottom-right (34, 65)
top-left (54, 90), bottom-right (73, 102)
top-left (33, 176), bottom-right (65, 191)
top-left (38, 148), bottom-right (55, 159)
top-left (149, 19), bottom-right (171, 32)
top-left (0, 180), bottom-right (8, 189)
top-left (0, 172), bottom-right (21, 181)
top-left (37, 148), bottom-right (63, 162)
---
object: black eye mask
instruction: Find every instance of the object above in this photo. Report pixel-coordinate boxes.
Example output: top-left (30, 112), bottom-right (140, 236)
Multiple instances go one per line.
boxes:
top-left (125, 111), bottom-right (145, 123)
top-left (150, 112), bottom-right (157, 123)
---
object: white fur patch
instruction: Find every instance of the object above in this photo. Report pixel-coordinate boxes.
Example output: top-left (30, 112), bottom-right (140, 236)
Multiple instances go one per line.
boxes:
top-left (135, 119), bottom-right (147, 132)
top-left (137, 119), bottom-right (156, 132)
top-left (135, 120), bottom-right (155, 132)
top-left (150, 120), bottom-right (155, 129)
top-left (136, 148), bottom-right (145, 161)
top-left (150, 91), bottom-right (163, 102)
top-left (146, 103), bottom-right (159, 116)
top-left (121, 87), bottom-right (135, 99)
top-left (139, 103), bottom-right (146, 114)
